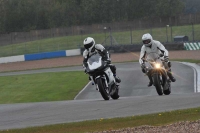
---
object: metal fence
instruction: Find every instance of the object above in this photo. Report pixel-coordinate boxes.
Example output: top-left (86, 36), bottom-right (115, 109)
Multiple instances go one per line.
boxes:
top-left (0, 13), bottom-right (200, 57)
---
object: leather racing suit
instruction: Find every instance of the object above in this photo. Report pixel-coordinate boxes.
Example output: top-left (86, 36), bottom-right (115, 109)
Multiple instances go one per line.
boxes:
top-left (139, 40), bottom-right (175, 86)
top-left (83, 44), bottom-right (121, 83)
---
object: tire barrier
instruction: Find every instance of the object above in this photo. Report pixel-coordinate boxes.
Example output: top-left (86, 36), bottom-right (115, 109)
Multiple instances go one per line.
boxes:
top-left (184, 42), bottom-right (200, 50)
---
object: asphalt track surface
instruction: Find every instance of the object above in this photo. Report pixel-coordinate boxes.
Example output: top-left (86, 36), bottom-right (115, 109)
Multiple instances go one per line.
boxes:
top-left (0, 62), bottom-right (200, 130)
top-left (75, 62), bottom-right (196, 99)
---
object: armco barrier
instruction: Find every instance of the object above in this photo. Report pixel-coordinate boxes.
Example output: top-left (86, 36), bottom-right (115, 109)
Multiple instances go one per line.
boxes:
top-left (184, 42), bottom-right (200, 50)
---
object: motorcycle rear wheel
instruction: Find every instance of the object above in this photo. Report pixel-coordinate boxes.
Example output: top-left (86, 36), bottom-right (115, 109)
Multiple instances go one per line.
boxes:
top-left (96, 78), bottom-right (110, 100)
top-left (153, 74), bottom-right (163, 95)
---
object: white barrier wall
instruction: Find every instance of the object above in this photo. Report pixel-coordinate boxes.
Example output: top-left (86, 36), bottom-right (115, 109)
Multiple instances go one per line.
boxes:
top-left (66, 49), bottom-right (81, 56)
top-left (0, 55), bottom-right (25, 63)
top-left (0, 49), bottom-right (81, 64)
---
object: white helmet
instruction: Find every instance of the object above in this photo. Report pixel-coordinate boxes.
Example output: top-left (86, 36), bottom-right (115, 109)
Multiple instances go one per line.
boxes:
top-left (83, 37), bottom-right (95, 52)
top-left (142, 33), bottom-right (153, 47)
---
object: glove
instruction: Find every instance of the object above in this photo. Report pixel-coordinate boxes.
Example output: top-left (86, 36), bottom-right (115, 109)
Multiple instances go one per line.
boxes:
top-left (105, 59), bottom-right (111, 64)
top-left (159, 53), bottom-right (164, 57)
top-left (164, 56), bottom-right (169, 62)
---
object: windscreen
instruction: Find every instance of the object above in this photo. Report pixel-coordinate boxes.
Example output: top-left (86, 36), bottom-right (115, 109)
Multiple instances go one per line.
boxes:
top-left (87, 53), bottom-right (102, 70)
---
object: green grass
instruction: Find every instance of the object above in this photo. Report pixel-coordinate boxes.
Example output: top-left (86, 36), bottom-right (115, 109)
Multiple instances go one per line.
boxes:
top-left (0, 71), bottom-right (88, 104)
top-left (0, 24), bottom-right (200, 57)
top-left (0, 107), bottom-right (200, 133)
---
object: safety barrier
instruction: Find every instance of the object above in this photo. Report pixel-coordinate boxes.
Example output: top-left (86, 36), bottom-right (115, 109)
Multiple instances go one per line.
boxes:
top-left (0, 43), bottom-right (187, 64)
top-left (0, 49), bottom-right (81, 63)
top-left (184, 42), bottom-right (200, 50)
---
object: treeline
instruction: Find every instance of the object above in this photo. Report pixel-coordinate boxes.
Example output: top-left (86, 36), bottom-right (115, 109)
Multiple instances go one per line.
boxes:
top-left (182, 0), bottom-right (200, 13)
top-left (0, 0), bottom-right (185, 33)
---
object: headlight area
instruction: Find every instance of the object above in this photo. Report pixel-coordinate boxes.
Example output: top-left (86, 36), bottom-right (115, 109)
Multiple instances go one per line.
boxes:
top-left (155, 63), bottom-right (161, 68)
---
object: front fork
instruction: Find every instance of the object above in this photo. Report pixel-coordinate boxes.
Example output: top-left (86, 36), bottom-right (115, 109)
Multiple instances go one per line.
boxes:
top-left (92, 75), bottom-right (109, 91)
top-left (148, 69), bottom-right (167, 87)
top-left (156, 70), bottom-right (169, 91)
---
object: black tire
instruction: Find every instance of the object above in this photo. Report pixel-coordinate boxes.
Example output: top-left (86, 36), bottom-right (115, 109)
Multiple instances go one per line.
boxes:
top-left (153, 74), bottom-right (163, 95)
top-left (96, 78), bottom-right (110, 100)
top-left (164, 82), bottom-right (171, 95)
top-left (164, 89), bottom-right (171, 95)
top-left (111, 85), bottom-right (119, 100)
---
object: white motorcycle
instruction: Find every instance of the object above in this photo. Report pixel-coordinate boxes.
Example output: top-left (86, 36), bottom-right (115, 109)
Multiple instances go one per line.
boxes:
top-left (85, 53), bottom-right (120, 100)
top-left (144, 52), bottom-right (171, 95)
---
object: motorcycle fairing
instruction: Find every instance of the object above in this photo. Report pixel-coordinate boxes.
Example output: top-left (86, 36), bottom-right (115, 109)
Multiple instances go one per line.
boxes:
top-left (87, 54), bottom-right (102, 70)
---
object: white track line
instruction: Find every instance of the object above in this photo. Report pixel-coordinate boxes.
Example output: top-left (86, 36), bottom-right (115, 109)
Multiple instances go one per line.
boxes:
top-left (180, 62), bottom-right (200, 93)
top-left (74, 81), bottom-right (91, 100)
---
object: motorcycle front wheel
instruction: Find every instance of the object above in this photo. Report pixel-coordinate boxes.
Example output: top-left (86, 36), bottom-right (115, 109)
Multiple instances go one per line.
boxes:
top-left (110, 84), bottom-right (119, 100)
top-left (153, 74), bottom-right (163, 95)
top-left (96, 78), bottom-right (110, 100)
top-left (163, 80), bottom-right (171, 95)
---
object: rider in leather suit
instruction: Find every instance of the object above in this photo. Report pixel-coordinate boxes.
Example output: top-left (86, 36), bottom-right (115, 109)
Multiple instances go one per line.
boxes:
top-left (83, 37), bottom-right (121, 83)
top-left (139, 33), bottom-right (176, 87)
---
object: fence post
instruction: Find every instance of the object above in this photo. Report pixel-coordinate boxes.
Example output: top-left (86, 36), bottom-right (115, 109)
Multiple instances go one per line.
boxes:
top-left (10, 33), bottom-right (13, 44)
top-left (192, 23), bottom-right (194, 41)
top-left (130, 26), bottom-right (132, 44)
top-left (150, 27), bottom-right (152, 36)
top-left (12, 45), bottom-right (13, 55)
top-left (109, 27), bottom-right (112, 46)
top-left (80, 29), bottom-right (83, 46)
top-left (25, 43), bottom-right (26, 54)
top-left (104, 27), bottom-right (107, 45)
top-left (166, 25), bottom-right (169, 43)
top-left (170, 25), bottom-right (173, 42)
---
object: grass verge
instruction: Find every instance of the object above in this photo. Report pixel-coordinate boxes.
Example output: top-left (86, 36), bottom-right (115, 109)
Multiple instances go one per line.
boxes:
top-left (171, 59), bottom-right (200, 63)
top-left (0, 71), bottom-right (87, 104)
top-left (1, 107), bottom-right (200, 133)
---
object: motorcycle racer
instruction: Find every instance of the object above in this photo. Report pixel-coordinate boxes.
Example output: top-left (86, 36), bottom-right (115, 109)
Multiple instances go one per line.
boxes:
top-left (139, 33), bottom-right (176, 87)
top-left (83, 37), bottom-right (121, 83)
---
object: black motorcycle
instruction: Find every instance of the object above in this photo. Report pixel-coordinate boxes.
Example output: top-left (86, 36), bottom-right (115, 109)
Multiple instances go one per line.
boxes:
top-left (144, 52), bottom-right (171, 95)
top-left (85, 53), bottom-right (120, 100)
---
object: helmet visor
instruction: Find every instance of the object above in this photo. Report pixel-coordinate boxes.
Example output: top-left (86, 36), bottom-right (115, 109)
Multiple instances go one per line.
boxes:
top-left (84, 41), bottom-right (94, 50)
top-left (143, 39), bottom-right (151, 44)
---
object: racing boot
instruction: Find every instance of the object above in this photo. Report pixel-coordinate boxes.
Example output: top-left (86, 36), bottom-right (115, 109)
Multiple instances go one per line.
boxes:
top-left (113, 74), bottom-right (121, 83)
top-left (148, 81), bottom-right (153, 87)
top-left (167, 70), bottom-right (176, 82)
top-left (147, 75), bottom-right (153, 87)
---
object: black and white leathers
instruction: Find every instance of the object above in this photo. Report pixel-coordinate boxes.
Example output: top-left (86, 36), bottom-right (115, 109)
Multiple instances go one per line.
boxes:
top-left (139, 40), bottom-right (168, 65)
top-left (83, 44), bottom-right (110, 68)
